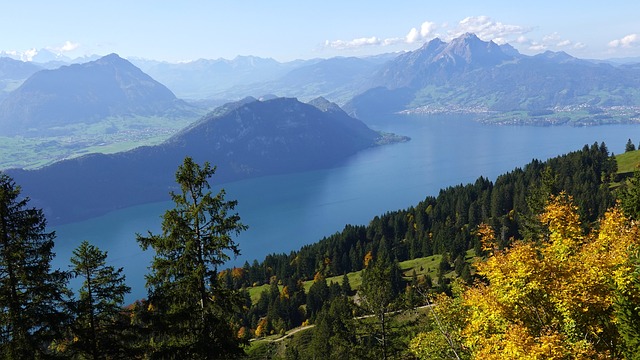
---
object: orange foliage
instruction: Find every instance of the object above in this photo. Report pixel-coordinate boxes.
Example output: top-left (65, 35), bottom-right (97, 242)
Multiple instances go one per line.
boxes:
top-left (231, 267), bottom-right (244, 279)
top-left (313, 272), bottom-right (325, 283)
top-left (363, 251), bottom-right (373, 267)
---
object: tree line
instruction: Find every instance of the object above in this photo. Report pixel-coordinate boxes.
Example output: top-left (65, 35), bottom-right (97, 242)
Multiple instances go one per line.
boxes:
top-left (224, 142), bottom-right (615, 290)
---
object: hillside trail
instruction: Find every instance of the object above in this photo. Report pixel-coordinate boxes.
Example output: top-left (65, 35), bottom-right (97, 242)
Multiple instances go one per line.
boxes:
top-left (257, 304), bottom-right (432, 343)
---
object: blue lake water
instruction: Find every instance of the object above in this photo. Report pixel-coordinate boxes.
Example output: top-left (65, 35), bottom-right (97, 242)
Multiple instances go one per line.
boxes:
top-left (51, 115), bottom-right (640, 302)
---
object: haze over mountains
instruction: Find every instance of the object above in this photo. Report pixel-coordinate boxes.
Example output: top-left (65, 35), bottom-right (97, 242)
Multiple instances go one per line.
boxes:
top-left (0, 54), bottom-right (198, 136)
top-left (7, 96), bottom-right (404, 224)
top-left (1, 32), bottom-right (640, 223)
top-left (2, 33), bottom-right (640, 128)
top-left (346, 33), bottom-right (640, 122)
top-left (1, 33), bottom-right (638, 131)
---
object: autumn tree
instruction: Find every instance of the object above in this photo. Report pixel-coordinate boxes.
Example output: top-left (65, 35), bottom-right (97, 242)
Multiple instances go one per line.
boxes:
top-left (137, 157), bottom-right (248, 359)
top-left (0, 174), bottom-right (70, 359)
top-left (68, 240), bottom-right (131, 359)
top-left (408, 287), bottom-right (469, 360)
top-left (461, 193), bottom-right (640, 359)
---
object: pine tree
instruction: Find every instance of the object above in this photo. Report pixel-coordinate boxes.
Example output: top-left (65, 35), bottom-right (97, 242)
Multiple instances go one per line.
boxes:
top-left (0, 173), bottom-right (70, 358)
top-left (626, 138), bottom-right (636, 152)
top-left (311, 295), bottom-right (355, 360)
top-left (358, 254), bottom-right (404, 360)
top-left (619, 167), bottom-right (640, 219)
top-left (137, 157), bottom-right (248, 359)
top-left (69, 240), bottom-right (131, 359)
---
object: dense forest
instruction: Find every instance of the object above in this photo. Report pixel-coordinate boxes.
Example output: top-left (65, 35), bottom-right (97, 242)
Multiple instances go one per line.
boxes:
top-left (1, 142), bottom-right (639, 359)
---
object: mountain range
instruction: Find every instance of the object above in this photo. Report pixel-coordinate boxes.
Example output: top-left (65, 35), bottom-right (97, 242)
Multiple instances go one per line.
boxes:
top-left (345, 33), bottom-right (640, 123)
top-left (0, 54), bottom-right (198, 136)
top-left (3, 33), bottom-right (640, 130)
top-left (7, 96), bottom-right (405, 224)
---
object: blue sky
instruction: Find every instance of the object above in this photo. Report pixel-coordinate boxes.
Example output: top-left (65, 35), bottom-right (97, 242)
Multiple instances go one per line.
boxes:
top-left (1, 1), bottom-right (639, 62)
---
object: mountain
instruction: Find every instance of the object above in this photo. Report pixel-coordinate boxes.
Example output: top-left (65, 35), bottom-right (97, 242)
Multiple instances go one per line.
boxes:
top-left (131, 56), bottom-right (312, 100)
top-left (132, 55), bottom-right (400, 104)
top-left (0, 57), bottom-right (42, 80)
top-left (346, 33), bottom-right (640, 123)
top-left (0, 57), bottom-right (42, 102)
top-left (7, 97), bottom-right (403, 225)
top-left (0, 54), bottom-right (195, 136)
top-left (219, 57), bottom-right (381, 104)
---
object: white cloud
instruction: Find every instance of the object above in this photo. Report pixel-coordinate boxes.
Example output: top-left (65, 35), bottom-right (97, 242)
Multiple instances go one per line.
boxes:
top-left (608, 34), bottom-right (639, 48)
top-left (325, 20), bottom-right (437, 50)
top-left (0, 48), bottom-right (38, 61)
top-left (324, 37), bottom-right (382, 50)
top-left (406, 21), bottom-right (437, 44)
top-left (509, 31), bottom-right (584, 54)
top-left (406, 28), bottom-right (420, 44)
top-left (23, 48), bottom-right (38, 60)
top-left (573, 42), bottom-right (586, 50)
top-left (324, 16), bottom-right (531, 52)
top-left (542, 32), bottom-right (561, 43)
top-left (47, 40), bottom-right (80, 54)
top-left (529, 43), bottom-right (547, 52)
top-left (323, 16), bottom-right (586, 56)
top-left (449, 16), bottom-right (530, 42)
top-left (540, 32), bottom-right (574, 48)
top-left (492, 37), bottom-right (507, 45)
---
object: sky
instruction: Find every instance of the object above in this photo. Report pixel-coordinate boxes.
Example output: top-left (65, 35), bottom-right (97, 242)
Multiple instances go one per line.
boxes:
top-left (1, 1), bottom-right (639, 63)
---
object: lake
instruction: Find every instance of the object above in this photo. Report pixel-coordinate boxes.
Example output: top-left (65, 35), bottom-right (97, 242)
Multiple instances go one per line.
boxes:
top-left (51, 115), bottom-right (640, 301)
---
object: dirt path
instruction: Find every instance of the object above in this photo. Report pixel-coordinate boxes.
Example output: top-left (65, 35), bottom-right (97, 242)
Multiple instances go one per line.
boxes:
top-left (257, 304), bottom-right (433, 343)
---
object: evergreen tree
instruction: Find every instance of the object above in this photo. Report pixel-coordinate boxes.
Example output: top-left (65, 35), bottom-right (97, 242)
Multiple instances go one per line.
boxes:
top-left (69, 240), bottom-right (131, 359)
top-left (311, 295), bottom-right (355, 360)
top-left (137, 157), bottom-right (248, 359)
top-left (306, 273), bottom-right (329, 322)
top-left (615, 249), bottom-right (640, 359)
top-left (619, 167), bottom-right (640, 219)
top-left (626, 139), bottom-right (636, 152)
top-left (340, 274), bottom-right (352, 296)
top-left (0, 174), bottom-right (70, 359)
top-left (358, 254), bottom-right (404, 360)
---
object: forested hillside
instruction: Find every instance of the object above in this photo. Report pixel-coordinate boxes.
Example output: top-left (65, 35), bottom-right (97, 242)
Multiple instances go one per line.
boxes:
top-left (232, 142), bottom-right (616, 287)
top-left (2, 143), bottom-right (639, 359)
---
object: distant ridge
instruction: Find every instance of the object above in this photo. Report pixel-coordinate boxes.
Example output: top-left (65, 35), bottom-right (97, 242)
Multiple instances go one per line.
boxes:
top-left (0, 57), bottom-right (42, 80)
top-left (7, 97), bottom-right (403, 224)
top-left (345, 33), bottom-right (640, 123)
top-left (0, 53), bottom-right (195, 135)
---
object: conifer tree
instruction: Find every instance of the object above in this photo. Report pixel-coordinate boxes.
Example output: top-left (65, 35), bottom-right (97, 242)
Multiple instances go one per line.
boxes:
top-left (0, 173), bottom-right (70, 358)
top-left (137, 157), bottom-right (247, 359)
top-left (69, 240), bottom-right (130, 359)
top-left (619, 167), bottom-right (640, 219)
top-left (358, 252), bottom-right (404, 360)
top-left (626, 138), bottom-right (636, 152)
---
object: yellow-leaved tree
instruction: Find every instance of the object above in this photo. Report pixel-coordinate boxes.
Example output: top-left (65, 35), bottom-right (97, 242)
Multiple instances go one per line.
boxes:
top-left (410, 192), bottom-right (640, 360)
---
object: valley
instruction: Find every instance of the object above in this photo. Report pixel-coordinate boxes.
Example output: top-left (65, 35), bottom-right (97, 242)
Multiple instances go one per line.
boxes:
top-left (0, 113), bottom-right (205, 169)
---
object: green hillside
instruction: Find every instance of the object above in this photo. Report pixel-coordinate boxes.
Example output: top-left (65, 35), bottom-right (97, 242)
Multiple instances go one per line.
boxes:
top-left (616, 148), bottom-right (640, 174)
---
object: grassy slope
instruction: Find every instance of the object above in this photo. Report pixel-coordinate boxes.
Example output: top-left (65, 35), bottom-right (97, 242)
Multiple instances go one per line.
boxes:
top-left (616, 149), bottom-right (640, 175)
top-left (247, 249), bottom-right (475, 304)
